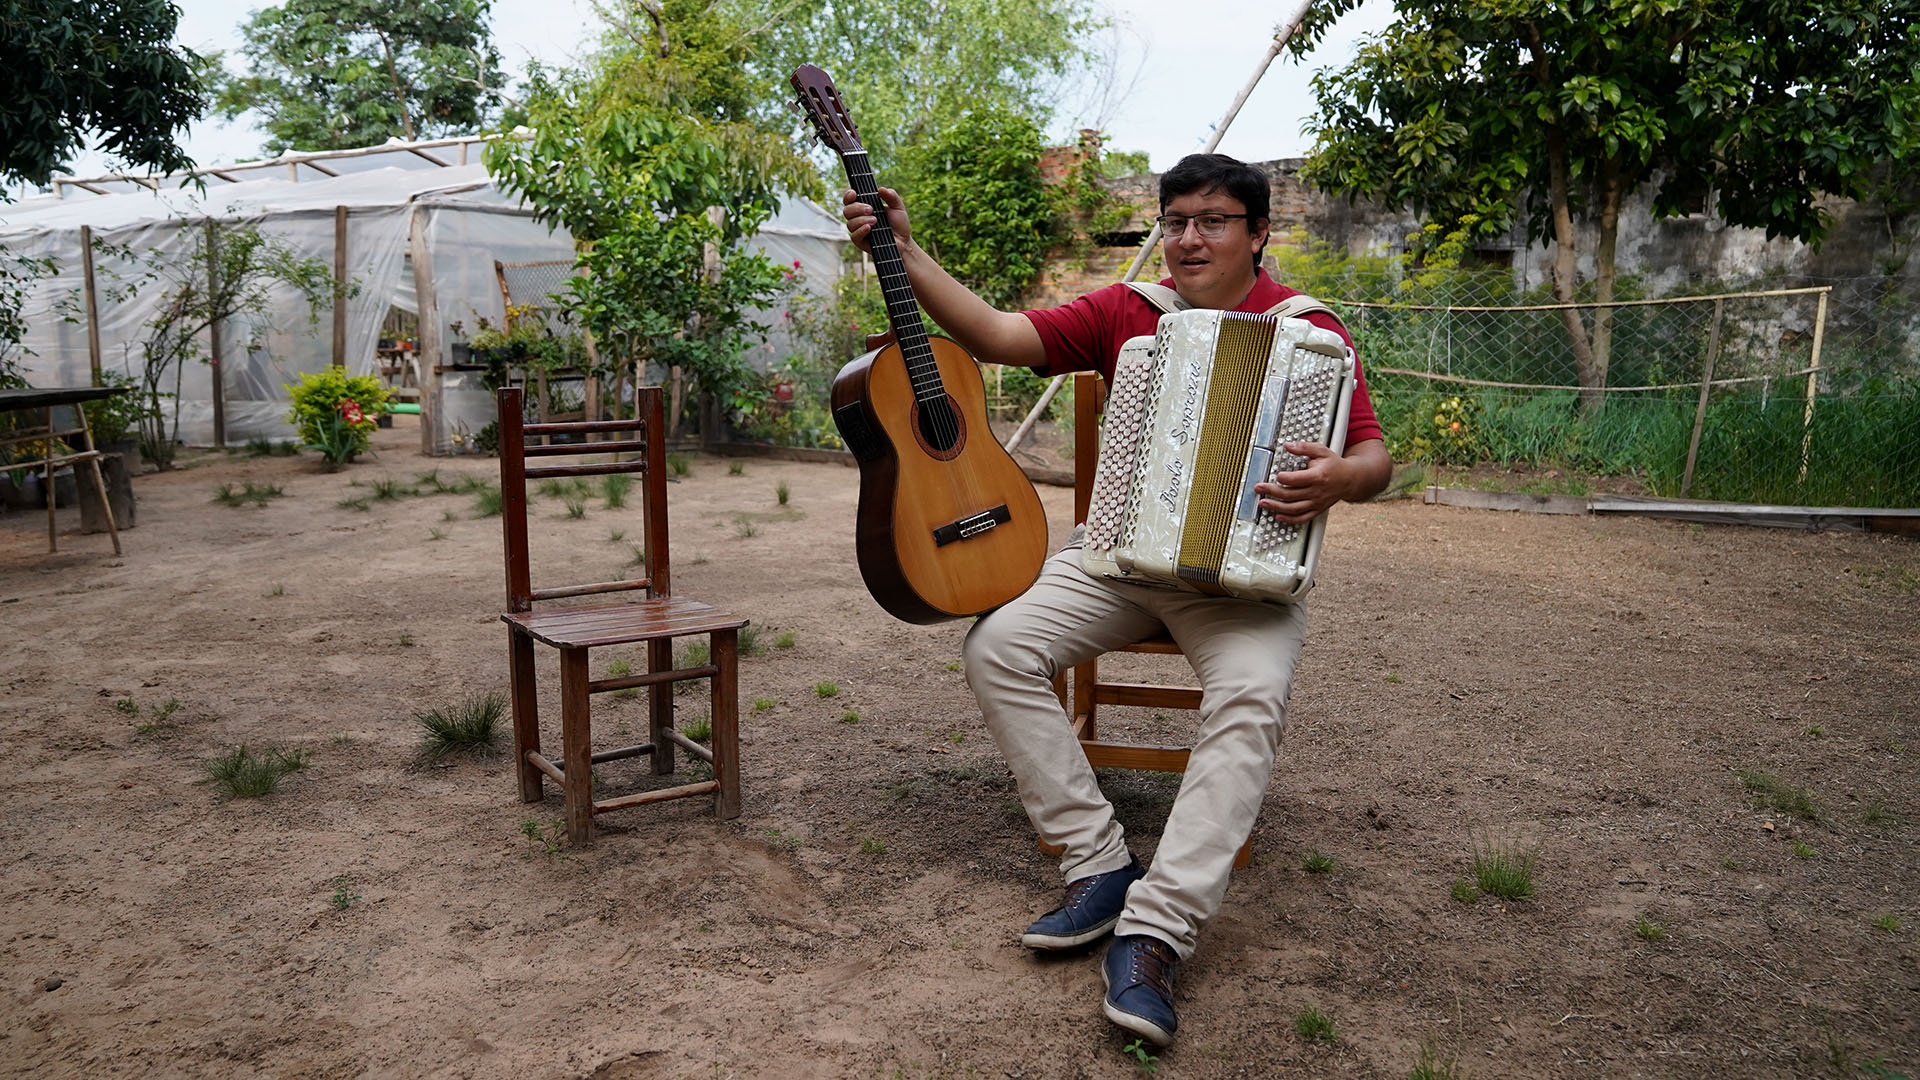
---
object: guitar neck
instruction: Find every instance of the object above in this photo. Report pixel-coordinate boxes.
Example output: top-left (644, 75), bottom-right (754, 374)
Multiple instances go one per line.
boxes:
top-left (842, 151), bottom-right (947, 403)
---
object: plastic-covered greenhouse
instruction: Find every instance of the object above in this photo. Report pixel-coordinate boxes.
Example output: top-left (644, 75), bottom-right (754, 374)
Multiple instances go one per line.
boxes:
top-left (2, 136), bottom-right (846, 454)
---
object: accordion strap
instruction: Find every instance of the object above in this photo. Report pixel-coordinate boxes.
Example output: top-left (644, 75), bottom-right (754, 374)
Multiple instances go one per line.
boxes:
top-left (1123, 280), bottom-right (1340, 325)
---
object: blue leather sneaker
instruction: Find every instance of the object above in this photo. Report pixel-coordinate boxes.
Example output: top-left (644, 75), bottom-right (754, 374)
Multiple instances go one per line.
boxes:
top-left (1102, 934), bottom-right (1179, 1047)
top-left (1018, 856), bottom-right (1145, 950)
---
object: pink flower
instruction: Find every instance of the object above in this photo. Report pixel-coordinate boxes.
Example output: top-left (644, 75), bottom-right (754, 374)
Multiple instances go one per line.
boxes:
top-left (792, 259), bottom-right (802, 268)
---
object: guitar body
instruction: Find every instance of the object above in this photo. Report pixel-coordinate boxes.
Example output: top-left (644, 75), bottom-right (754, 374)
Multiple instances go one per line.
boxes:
top-left (832, 336), bottom-right (1049, 623)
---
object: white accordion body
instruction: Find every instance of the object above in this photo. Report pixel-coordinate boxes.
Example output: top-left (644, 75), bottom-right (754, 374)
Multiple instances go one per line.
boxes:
top-left (1080, 308), bottom-right (1356, 604)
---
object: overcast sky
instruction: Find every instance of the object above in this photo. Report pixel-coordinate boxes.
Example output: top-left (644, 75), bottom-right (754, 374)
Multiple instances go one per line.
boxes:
top-left (55, 0), bottom-right (1394, 183)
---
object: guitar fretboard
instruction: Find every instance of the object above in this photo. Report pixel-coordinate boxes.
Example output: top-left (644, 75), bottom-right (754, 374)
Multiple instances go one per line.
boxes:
top-left (843, 150), bottom-right (946, 404)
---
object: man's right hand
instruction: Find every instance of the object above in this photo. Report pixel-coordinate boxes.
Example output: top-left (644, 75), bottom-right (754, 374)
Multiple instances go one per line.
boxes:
top-left (843, 187), bottom-right (912, 254)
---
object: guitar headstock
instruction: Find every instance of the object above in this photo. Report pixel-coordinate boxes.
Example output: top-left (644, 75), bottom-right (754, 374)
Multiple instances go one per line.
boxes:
top-left (790, 64), bottom-right (862, 157)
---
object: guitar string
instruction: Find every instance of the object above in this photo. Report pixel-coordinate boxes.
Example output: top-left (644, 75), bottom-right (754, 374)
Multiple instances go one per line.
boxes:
top-left (846, 154), bottom-right (963, 449)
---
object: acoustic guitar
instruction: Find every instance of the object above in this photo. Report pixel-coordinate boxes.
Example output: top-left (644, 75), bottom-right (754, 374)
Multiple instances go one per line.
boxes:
top-left (791, 64), bottom-right (1049, 624)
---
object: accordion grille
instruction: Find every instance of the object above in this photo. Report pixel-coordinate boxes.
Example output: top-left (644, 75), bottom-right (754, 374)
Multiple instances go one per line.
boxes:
top-left (1175, 314), bottom-right (1276, 589)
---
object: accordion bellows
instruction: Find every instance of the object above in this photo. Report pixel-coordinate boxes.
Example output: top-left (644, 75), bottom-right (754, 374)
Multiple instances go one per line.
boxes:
top-left (1081, 309), bottom-right (1355, 604)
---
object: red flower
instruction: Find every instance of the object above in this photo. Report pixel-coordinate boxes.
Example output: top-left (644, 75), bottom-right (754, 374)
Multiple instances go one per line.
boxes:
top-left (792, 259), bottom-right (802, 268)
top-left (340, 400), bottom-right (365, 425)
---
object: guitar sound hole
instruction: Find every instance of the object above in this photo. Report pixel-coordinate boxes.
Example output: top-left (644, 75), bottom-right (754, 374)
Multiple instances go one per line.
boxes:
top-left (915, 395), bottom-right (962, 455)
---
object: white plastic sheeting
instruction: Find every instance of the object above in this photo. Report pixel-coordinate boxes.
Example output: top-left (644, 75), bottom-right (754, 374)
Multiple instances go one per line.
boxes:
top-left (2, 158), bottom-right (846, 452)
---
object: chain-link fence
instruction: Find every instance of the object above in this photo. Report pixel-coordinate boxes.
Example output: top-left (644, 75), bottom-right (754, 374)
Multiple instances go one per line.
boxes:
top-left (494, 259), bottom-right (577, 335)
top-left (1322, 273), bottom-right (1919, 507)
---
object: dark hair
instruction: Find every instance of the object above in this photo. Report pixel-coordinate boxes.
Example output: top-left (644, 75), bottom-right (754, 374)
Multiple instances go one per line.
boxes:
top-left (1159, 154), bottom-right (1270, 265)
top-left (1159, 154), bottom-right (1270, 221)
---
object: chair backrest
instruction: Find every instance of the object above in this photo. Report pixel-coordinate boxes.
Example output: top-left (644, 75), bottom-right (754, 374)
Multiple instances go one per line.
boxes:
top-left (497, 385), bottom-right (669, 614)
top-left (1073, 371), bottom-right (1107, 523)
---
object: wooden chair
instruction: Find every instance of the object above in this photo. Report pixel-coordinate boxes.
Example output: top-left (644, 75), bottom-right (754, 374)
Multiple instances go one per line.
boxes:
top-left (498, 386), bottom-right (745, 846)
top-left (1050, 371), bottom-right (1252, 868)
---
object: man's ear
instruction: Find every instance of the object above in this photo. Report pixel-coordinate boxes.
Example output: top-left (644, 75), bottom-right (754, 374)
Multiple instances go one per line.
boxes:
top-left (1251, 217), bottom-right (1271, 252)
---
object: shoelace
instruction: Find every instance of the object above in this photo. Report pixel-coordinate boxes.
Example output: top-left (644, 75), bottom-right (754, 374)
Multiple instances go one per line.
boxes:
top-left (1060, 874), bottom-right (1102, 911)
top-left (1126, 941), bottom-right (1177, 999)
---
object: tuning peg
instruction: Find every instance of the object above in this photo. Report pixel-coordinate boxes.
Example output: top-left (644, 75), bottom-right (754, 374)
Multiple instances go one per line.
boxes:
top-left (786, 99), bottom-right (800, 113)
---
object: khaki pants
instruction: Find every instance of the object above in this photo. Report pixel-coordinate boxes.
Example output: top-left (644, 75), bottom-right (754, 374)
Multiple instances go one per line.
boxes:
top-left (963, 534), bottom-right (1308, 958)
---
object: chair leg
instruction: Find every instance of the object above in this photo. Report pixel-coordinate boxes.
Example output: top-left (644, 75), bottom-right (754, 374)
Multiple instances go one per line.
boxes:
top-left (710, 627), bottom-right (741, 819)
top-left (559, 647), bottom-right (594, 846)
top-left (507, 629), bottom-right (543, 803)
top-left (647, 637), bottom-right (675, 775)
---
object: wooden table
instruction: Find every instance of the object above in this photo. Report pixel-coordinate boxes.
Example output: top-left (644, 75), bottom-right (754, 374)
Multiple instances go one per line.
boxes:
top-left (0, 386), bottom-right (125, 554)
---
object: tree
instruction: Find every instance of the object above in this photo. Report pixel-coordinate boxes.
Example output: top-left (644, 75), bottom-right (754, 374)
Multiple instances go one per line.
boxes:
top-left (211, 0), bottom-right (506, 154)
top-left (486, 0), bottom-right (806, 431)
top-left (738, 0), bottom-right (1106, 179)
top-left (1301, 0), bottom-right (1920, 411)
top-left (902, 106), bottom-right (1060, 309)
top-left (1, 0), bottom-right (203, 188)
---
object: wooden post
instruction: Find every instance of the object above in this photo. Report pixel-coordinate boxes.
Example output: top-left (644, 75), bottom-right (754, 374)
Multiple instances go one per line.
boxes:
top-left (80, 225), bottom-right (102, 386)
top-left (205, 219), bottom-right (225, 448)
top-left (408, 205), bottom-right (444, 455)
top-left (331, 206), bottom-right (348, 368)
top-left (1799, 289), bottom-right (1829, 483)
top-left (1680, 298), bottom-right (1724, 498)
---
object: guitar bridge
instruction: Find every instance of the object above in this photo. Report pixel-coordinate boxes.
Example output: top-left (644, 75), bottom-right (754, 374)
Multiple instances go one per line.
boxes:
top-left (932, 504), bottom-right (1011, 547)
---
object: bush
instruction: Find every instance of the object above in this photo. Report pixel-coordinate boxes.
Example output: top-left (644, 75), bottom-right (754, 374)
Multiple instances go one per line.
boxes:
top-left (286, 368), bottom-right (388, 469)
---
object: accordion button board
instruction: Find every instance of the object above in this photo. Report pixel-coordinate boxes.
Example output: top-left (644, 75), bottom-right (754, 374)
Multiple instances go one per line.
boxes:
top-left (1081, 309), bottom-right (1356, 604)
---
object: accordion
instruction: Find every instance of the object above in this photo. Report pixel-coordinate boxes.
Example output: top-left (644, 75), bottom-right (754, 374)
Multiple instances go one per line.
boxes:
top-left (1080, 308), bottom-right (1355, 604)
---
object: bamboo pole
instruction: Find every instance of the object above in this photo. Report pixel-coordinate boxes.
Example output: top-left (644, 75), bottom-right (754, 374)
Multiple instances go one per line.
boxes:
top-left (80, 225), bottom-right (102, 386)
top-left (1680, 298), bottom-right (1724, 498)
top-left (205, 218), bottom-right (225, 448)
top-left (1004, 0), bottom-right (1318, 454)
top-left (332, 206), bottom-right (349, 368)
top-left (1799, 289), bottom-right (1829, 483)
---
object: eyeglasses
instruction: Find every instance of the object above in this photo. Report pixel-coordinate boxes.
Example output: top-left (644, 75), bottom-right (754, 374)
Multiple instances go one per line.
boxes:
top-left (1155, 213), bottom-right (1253, 239)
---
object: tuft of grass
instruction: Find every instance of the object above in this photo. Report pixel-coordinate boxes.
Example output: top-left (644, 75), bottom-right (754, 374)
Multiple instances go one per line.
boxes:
top-left (628, 543), bottom-right (648, 566)
top-left (112, 697), bottom-right (139, 716)
top-left (471, 484), bottom-right (504, 517)
top-left (945, 660), bottom-right (962, 672)
top-left (667, 453), bottom-right (690, 477)
top-left (752, 697), bottom-right (777, 712)
top-left (775, 480), bottom-right (790, 505)
top-left (519, 817), bottom-right (565, 856)
top-left (212, 481), bottom-right (285, 508)
top-left (727, 460), bottom-right (745, 476)
top-left (683, 716), bottom-right (712, 742)
top-left (1450, 878), bottom-right (1481, 904)
top-left (1790, 838), bottom-right (1816, 859)
top-left (267, 583), bottom-right (285, 597)
top-left (413, 468), bottom-right (447, 493)
top-left (1406, 1039), bottom-right (1466, 1080)
top-left (1302, 849), bottom-right (1335, 874)
top-left (410, 691), bottom-right (505, 766)
top-left (397, 632), bottom-right (414, 647)
top-left (815, 681), bottom-right (840, 698)
top-left (602, 473), bottom-right (632, 509)
top-left (1633, 915), bottom-right (1668, 942)
top-left (607, 527), bottom-right (626, 543)
top-left (337, 495), bottom-right (370, 511)
top-left (441, 509), bottom-right (459, 522)
top-left (562, 496), bottom-right (588, 519)
top-left (1385, 672), bottom-right (1403, 683)
top-left (859, 836), bottom-right (886, 856)
top-left (245, 436), bottom-right (296, 457)
top-left (735, 519), bottom-right (758, 538)
top-left (1294, 1006), bottom-right (1338, 1044)
top-left (134, 697), bottom-right (182, 734)
top-left (680, 640), bottom-right (711, 667)
top-left (774, 630), bottom-right (797, 649)
top-left (370, 477), bottom-right (411, 501)
top-left (1804, 724), bottom-right (1824, 738)
top-left (689, 550), bottom-right (709, 565)
top-left (737, 625), bottom-right (763, 656)
top-left (1872, 914), bottom-right (1902, 933)
top-left (428, 527), bottom-right (447, 541)
top-left (330, 876), bottom-right (361, 911)
top-left (765, 828), bottom-right (800, 850)
top-left (206, 745), bottom-right (310, 800)
top-left (840, 710), bottom-right (861, 724)
top-left (1468, 838), bottom-right (1537, 901)
top-left (1738, 769), bottom-right (1818, 821)
top-left (1862, 804), bottom-right (1897, 827)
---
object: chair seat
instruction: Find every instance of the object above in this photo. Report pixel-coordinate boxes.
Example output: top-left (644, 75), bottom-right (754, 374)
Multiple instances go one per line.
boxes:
top-left (1120, 634), bottom-right (1183, 655)
top-left (503, 596), bottom-right (746, 650)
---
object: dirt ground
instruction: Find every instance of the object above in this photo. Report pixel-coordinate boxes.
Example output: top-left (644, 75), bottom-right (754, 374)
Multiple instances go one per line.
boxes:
top-left (2, 417), bottom-right (1916, 1080)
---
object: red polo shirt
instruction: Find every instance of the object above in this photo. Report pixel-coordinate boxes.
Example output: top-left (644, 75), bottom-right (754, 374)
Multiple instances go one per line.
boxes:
top-left (1021, 270), bottom-right (1383, 445)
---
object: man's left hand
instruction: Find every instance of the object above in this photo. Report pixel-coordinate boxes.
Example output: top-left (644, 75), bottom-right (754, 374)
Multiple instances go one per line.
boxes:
top-left (1254, 440), bottom-right (1389, 523)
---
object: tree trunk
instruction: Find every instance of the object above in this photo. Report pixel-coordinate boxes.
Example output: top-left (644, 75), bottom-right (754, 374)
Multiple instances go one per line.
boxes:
top-left (1589, 160), bottom-right (1624, 416)
top-left (1525, 22), bottom-right (1601, 414)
